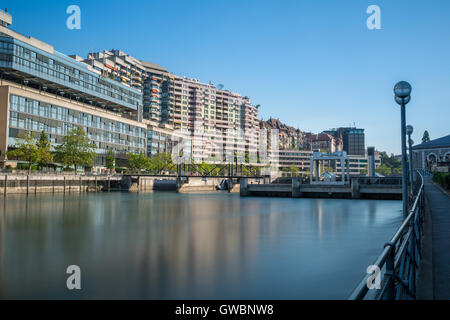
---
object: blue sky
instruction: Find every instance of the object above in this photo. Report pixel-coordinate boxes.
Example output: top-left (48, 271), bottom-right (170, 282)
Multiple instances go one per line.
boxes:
top-left (2, 0), bottom-right (450, 154)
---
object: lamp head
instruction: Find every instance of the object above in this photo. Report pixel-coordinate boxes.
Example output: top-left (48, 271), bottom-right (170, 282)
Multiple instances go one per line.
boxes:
top-left (395, 95), bottom-right (411, 105)
top-left (394, 81), bottom-right (412, 98)
top-left (406, 125), bottom-right (414, 135)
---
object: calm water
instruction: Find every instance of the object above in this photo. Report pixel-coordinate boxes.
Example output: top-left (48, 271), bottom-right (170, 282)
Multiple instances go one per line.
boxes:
top-left (0, 192), bottom-right (401, 299)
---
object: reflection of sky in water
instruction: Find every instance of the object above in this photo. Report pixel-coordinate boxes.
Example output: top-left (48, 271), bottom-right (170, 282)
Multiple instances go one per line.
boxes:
top-left (0, 193), bottom-right (401, 299)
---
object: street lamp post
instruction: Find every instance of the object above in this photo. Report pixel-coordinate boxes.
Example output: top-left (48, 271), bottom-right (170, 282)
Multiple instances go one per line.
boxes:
top-left (409, 138), bottom-right (415, 188)
top-left (406, 125), bottom-right (414, 194)
top-left (394, 81), bottom-right (412, 220)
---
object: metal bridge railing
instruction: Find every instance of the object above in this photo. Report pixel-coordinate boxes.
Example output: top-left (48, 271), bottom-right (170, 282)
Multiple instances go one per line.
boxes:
top-left (348, 171), bottom-right (425, 300)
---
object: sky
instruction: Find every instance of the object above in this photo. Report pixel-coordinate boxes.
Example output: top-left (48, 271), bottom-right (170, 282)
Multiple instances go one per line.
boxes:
top-left (2, 0), bottom-right (450, 154)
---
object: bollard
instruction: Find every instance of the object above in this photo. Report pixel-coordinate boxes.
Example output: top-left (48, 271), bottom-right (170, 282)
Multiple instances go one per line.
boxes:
top-left (292, 178), bottom-right (301, 198)
top-left (351, 178), bottom-right (360, 199)
top-left (240, 178), bottom-right (249, 196)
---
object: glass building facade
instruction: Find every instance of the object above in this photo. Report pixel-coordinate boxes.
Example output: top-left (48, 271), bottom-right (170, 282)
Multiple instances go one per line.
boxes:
top-left (0, 37), bottom-right (142, 112)
top-left (343, 129), bottom-right (365, 156)
top-left (8, 94), bottom-right (146, 156)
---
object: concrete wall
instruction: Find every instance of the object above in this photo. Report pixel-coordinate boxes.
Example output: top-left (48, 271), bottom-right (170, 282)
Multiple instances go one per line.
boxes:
top-left (177, 178), bottom-right (222, 193)
top-left (0, 174), bottom-right (123, 195)
top-left (240, 178), bottom-right (402, 199)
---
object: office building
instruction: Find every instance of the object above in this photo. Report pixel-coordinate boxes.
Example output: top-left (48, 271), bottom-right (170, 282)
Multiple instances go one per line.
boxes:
top-left (324, 127), bottom-right (365, 156)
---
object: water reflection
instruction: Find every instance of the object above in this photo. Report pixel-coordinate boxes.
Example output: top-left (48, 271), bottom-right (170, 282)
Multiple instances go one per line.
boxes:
top-left (0, 193), bottom-right (401, 299)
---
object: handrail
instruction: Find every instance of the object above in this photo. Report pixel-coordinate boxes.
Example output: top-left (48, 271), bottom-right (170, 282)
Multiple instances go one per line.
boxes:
top-left (348, 170), bottom-right (425, 300)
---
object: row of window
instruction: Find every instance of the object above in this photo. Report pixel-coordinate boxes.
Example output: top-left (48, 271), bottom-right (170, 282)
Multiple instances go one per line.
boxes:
top-left (9, 111), bottom-right (145, 149)
top-left (0, 39), bottom-right (141, 108)
top-left (10, 95), bottom-right (146, 138)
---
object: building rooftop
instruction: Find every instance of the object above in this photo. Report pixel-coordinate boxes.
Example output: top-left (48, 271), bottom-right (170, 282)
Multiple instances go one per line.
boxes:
top-left (412, 134), bottom-right (450, 150)
top-left (0, 9), bottom-right (12, 26)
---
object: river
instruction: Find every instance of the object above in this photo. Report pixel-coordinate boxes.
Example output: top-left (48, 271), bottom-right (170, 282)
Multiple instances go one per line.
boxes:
top-left (0, 192), bottom-right (401, 299)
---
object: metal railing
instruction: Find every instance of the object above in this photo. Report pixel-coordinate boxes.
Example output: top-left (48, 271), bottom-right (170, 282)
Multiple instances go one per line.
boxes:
top-left (348, 170), bottom-right (425, 300)
top-left (355, 176), bottom-right (402, 186)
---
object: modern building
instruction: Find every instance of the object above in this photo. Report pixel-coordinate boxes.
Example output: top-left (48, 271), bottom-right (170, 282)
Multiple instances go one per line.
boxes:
top-left (412, 134), bottom-right (450, 171)
top-left (0, 10), bottom-right (147, 168)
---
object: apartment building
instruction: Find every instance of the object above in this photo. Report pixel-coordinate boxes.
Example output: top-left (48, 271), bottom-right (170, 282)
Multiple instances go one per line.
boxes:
top-left (73, 50), bottom-right (147, 93)
top-left (260, 118), bottom-right (304, 151)
top-left (0, 11), bottom-right (146, 167)
top-left (83, 50), bottom-right (260, 163)
top-left (302, 132), bottom-right (343, 153)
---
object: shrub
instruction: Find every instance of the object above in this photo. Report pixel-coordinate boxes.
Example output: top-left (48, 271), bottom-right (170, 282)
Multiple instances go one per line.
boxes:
top-left (433, 172), bottom-right (450, 190)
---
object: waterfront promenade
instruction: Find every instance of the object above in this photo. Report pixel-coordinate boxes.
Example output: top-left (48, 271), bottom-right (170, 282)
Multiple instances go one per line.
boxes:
top-left (418, 177), bottom-right (450, 299)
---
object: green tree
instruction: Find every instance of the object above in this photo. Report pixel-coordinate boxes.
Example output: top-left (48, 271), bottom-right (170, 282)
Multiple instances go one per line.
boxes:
top-left (196, 161), bottom-right (217, 175)
top-left (378, 151), bottom-right (402, 175)
top-left (106, 149), bottom-right (115, 170)
top-left (150, 153), bottom-right (175, 174)
top-left (36, 131), bottom-right (53, 170)
top-left (376, 163), bottom-right (392, 176)
top-left (287, 164), bottom-right (300, 176)
top-left (422, 130), bottom-right (431, 144)
top-left (319, 166), bottom-right (334, 175)
top-left (7, 131), bottom-right (39, 174)
top-left (55, 126), bottom-right (97, 173)
top-left (127, 153), bottom-right (149, 173)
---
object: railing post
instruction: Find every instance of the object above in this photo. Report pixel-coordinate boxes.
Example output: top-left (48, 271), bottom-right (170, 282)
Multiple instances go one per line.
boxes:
top-left (384, 242), bottom-right (396, 299)
top-left (4, 175), bottom-right (7, 197)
